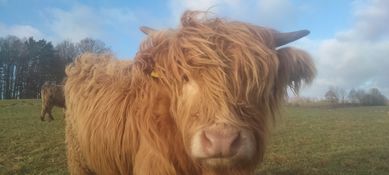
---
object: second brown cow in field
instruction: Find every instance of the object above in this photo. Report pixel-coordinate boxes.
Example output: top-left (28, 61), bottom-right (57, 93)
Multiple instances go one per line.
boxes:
top-left (40, 82), bottom-right (66, 121)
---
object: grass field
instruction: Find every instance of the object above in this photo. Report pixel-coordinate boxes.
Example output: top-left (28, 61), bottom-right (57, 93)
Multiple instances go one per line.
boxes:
top-left (0, 100), bottom-right (388, 175)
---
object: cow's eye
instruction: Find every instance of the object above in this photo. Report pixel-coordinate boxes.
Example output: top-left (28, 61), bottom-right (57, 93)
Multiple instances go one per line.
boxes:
top-left (183, 75), bottom-right (189, 82)
top-left (235, 103), bottom-right (254, 118)
top-left (191, 111), bottom-right (200, 119)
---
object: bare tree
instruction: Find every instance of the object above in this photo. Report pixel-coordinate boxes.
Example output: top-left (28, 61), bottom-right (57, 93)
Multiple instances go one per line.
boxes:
top-left (325, 86), bottom-right (347, 104)
top-left (325, 88), bottom-right (338, 104)
top-left (355, 89), bottom-right (366, 103)
top-left (76, 38), bottom-right (111, 55)
top-left (348, 89), bottom-right (358, 103)
top-left (56, 40), bottom-right (78, 63)
top-left (338, 88), bottom-right (347, 103)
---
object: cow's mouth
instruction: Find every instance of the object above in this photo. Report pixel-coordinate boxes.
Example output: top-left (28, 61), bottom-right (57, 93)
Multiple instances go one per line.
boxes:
top-left (198, 156), bottom-right (239, 167)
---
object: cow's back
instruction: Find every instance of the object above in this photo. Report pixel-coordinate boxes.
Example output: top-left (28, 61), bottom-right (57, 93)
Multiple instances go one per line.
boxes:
top-left (64, 53), bottom-right (136, 174)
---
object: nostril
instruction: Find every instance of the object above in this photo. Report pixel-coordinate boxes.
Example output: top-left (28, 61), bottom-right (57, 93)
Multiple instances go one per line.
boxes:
top-left (202, 131), bottom-right (213, 148)
top-left (230, 132), bottom-right (241, 152)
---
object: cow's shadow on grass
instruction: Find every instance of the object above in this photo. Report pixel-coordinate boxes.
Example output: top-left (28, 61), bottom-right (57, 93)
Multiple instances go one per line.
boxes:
top-left (256, 148), bottom-right (389, 175)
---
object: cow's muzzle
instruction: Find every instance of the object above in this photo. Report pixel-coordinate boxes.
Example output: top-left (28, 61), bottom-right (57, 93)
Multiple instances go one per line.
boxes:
top-left (191, 123), bottom-right (255, 167)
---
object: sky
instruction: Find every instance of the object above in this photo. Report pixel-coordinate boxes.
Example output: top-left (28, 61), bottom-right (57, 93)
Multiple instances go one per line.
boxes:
top-left (1, 0), bottom-right (388, 98)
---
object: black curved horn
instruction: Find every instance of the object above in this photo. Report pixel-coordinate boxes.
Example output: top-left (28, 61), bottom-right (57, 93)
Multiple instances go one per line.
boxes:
top-left (274, 30), bottom-right (310, 47)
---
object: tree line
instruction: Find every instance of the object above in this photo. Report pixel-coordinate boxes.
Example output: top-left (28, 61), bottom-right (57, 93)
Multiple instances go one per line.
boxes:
top-left (0, 36), bottom-right (110, 99)
top-left (325, 87), bottom-right (387, 106)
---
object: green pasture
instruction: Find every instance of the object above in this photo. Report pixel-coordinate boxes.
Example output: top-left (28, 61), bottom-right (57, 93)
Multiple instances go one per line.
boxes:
top-left (0, 100), bottom-right (388, 175)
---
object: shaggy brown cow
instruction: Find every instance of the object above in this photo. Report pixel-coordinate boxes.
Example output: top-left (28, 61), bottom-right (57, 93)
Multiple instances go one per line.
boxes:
top-left (40, 82), bottom-right (65, 121)
top-left (64, 11), bottom-right (316, 175)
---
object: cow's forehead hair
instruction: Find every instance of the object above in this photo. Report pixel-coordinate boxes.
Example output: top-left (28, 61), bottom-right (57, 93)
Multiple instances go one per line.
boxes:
top-left (182, 80), bottom-right (199, 99)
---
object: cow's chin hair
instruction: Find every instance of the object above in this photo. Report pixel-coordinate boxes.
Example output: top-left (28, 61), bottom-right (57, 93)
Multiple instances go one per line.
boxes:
top-left (195, 157), bottom-right (255, 175)
top-left (198, 156), bottom-right (242, 168)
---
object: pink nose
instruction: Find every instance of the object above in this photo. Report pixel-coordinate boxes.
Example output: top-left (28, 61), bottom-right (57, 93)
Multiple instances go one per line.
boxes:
top-left (201, 125), bottom-right (241, 158)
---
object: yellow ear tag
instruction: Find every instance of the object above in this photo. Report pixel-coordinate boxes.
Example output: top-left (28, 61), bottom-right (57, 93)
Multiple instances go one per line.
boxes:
top-left (151, 71), bottom-right (160, 78)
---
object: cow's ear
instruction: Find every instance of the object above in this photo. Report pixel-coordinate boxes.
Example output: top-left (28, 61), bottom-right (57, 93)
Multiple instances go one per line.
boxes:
top-left (140, 26), bottom-right (156, 35)
top-left (276, 47), bottom-right (316, 93)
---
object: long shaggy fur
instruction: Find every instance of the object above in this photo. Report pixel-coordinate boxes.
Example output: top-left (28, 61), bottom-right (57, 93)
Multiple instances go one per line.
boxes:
top-left (64, 11), bottom-right (316, 175)
top-left (40, 82), bottom-right (65, 121)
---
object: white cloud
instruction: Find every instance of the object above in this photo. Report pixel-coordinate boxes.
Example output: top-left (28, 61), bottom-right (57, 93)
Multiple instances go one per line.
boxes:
top-left (47, 5), bottom-right (103, 42)
top-left (101, 8), bottom-right (137, 25)
top-left (46, 5), bottom-right (137, 42)
top-left (351, 0), bottom-right (389, 40)
top-left (300, 0), bottom-right (389, 97)
top-left (0, 23), bottom-right (43, 39)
